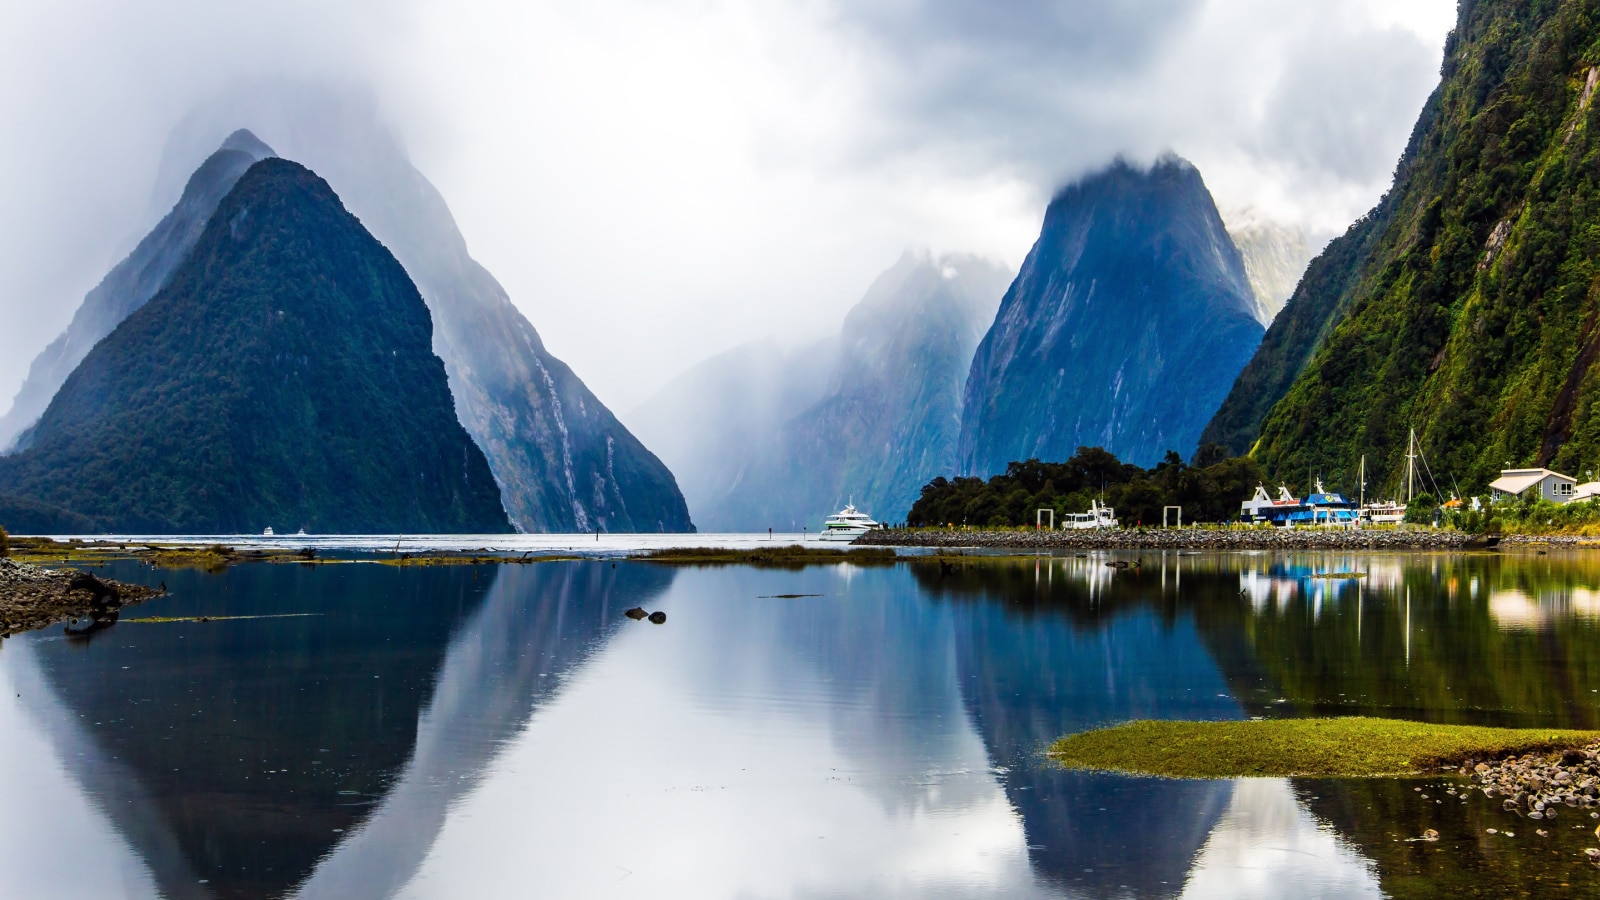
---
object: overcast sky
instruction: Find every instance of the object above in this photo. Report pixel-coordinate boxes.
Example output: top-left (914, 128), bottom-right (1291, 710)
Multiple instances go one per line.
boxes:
top-left (0, 0), bottom-right (1456, 413)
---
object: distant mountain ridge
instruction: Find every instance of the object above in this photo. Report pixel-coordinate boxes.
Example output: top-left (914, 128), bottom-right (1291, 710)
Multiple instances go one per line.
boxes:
top-left (629, 250), bottom-right (1009, 530)
top-left (1224, 212), bottom-right (1315, 327)
top-left (626, 337), bottom-right (839, 530)
top-left (0, 129), bottom-right (275, 451)
top-left (0, 159), bottom-right (510, 533)
top-left (958, 156), bottom-right (1264, 475)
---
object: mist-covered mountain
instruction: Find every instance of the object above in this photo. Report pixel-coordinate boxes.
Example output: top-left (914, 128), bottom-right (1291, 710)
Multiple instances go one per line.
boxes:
top-left (1217, 0), bottom-right (1600, 494)
top-left (0, 130), bottom-right (274, 452)
top-left (1223, 211), bottom-right (1315, 327)
top-left (626, 337), bottom-right (839, 530)
top-left (630, 251), bottom-right (1009, 529)
top-left (0, 159), bottom-right (510, 533)
top-left (3, 90), bottom-right (692, 533)
top-left (310, 124), bottom-right (690, 533)
top-left (958, 156), bottom-right (1264, 475)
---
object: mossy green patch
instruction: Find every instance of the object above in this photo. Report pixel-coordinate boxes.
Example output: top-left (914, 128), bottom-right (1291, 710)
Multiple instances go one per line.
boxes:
top-left (1049, 718), bottom-right (1600, 779)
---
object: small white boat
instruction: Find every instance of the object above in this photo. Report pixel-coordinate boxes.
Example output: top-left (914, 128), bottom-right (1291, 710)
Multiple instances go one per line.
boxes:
top-left (1361, 501), bottom-right (1406, 524)
top-left (1064, 499), bottom-right (1118, 530)
top-left (819, 502), bottom-right (880, 541)
top-left (262, 527), bottom-right (275, 536)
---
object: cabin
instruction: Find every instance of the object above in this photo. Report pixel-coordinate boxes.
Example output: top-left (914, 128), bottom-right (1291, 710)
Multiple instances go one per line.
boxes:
top-left (1489, 468), bottom-right (1576, 504)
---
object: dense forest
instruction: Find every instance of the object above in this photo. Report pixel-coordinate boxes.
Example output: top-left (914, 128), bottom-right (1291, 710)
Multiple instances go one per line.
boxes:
top-left (905, 445), bottom-right (1265, 527)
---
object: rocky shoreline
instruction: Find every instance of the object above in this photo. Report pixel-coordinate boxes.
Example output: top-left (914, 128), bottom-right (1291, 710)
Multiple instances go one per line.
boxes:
top-left (1462, 742), bottom-right (1600, 865)
top-left (857, 527), bottom-right (1574, 551)
top-left (0, 557), bottom-right (163, 638)
top-left (1465, 743), bottom-right (1600, 815)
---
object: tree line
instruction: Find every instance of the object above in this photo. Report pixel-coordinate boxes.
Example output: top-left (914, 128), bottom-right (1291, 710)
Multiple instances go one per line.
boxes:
top-left (906, 445), bottom-right (1266, 528)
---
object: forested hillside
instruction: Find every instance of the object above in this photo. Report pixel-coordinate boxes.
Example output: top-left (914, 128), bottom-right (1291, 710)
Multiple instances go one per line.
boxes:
top-left (1233, 0), bottom-right (1600, 494)
top-left (0, 159), bottom-right (510, 533)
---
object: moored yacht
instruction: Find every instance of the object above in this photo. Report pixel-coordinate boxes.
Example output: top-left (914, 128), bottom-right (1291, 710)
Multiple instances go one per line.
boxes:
top-left (820, 502), bottom-right (880, 541)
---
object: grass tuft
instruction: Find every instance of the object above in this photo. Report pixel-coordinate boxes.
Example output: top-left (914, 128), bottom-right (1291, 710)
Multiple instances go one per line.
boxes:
top-left (1049, 717), bottom-right (1600, 779)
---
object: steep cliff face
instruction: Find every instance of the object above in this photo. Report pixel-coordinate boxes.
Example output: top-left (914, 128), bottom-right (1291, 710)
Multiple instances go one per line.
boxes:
top-left (1240, 0), bottom-right (1600, 494)
top-left (628, 250), bottom-right (1009, 529)
top-left (0, 159), bottom-right (510, 534)
top-left (348, 153), bottom-right (692, 533)
top-left (0, 130), bottom-right (274, 451)
top-left (958, 157), bottom-right (1263, 475)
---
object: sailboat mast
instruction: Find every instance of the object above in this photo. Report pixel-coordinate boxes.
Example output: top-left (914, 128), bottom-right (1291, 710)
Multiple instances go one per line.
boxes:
top-left (1359, 455), bottom-right (1365, 508)
top-left (1406, 430), bottom-right (1418, 503)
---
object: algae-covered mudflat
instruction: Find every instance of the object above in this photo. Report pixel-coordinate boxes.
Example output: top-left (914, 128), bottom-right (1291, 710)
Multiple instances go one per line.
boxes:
top-left (1050, 718), bottom-right (1600, 778)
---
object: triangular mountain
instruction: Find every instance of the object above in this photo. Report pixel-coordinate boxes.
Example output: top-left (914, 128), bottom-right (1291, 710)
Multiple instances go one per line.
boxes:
top-left (0, 158), bottom-right (510, 533)
top-left (4, 106), bottom-right (692, 533)
top-left (0, 129), bottom-right (275, 451)
top-left (958, 156), bottom-right (1264, 474)
top-left (149, 98), bottom-right (691, 532)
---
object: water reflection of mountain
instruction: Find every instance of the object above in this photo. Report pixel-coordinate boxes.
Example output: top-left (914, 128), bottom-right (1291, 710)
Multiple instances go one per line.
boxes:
top-left (294, 561), bottom-right (668, 898)
top-left (912, 557), bottom-right (1243, 896)
top-left (17, 560), bottom-right (670, 899)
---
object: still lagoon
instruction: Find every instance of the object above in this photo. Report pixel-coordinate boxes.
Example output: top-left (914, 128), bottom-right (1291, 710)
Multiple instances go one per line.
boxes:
top-left (3, 548), bottom-right (1600, 898)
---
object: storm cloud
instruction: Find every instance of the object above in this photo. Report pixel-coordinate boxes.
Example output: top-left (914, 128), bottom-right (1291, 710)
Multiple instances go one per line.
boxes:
top-left (0, 0), bottom-right (1453, 412)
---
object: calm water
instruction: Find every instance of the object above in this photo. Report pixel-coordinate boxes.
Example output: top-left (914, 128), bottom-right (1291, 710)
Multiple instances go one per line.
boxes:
top-left (4, 550), bottom-right (1600, 898)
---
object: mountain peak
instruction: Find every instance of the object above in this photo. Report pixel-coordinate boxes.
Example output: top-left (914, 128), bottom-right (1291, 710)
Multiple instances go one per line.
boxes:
top-left (220, 128), bottom-right (275, 158)
top-left (958, 155), bottom-right (1263, 472)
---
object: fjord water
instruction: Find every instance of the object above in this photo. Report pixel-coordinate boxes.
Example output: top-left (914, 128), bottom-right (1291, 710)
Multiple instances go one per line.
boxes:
top-left (3, 553), bottom-right (1600, 898)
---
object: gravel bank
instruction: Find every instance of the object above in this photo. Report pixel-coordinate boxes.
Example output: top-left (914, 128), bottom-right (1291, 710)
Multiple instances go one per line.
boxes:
top-left (1466, 744), bottom-right (1600, 816)
top-left (858, 527), bottom-right (1493, 551)
top-left (0, 557), bottom-right (162, 637)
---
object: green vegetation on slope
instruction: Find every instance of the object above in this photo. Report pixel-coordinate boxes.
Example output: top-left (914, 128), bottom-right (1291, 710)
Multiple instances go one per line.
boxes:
top-left (1049, 718), bottom-right (1600, 778)
top-left (1251, 1), bottom-right (1600, 497)
top-left (907, 445), bottom-right (1264, 527)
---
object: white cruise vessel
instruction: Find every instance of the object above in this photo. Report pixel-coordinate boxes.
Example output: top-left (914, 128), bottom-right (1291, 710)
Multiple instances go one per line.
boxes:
top-left (819, 502), bottom-right (880, 541)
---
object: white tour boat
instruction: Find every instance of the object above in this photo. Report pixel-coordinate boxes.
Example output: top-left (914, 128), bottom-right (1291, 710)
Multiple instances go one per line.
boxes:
top-left (1064, 499), bottom-right (1118, 530)
top-left (819, 502), bottom-right (881, 541)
